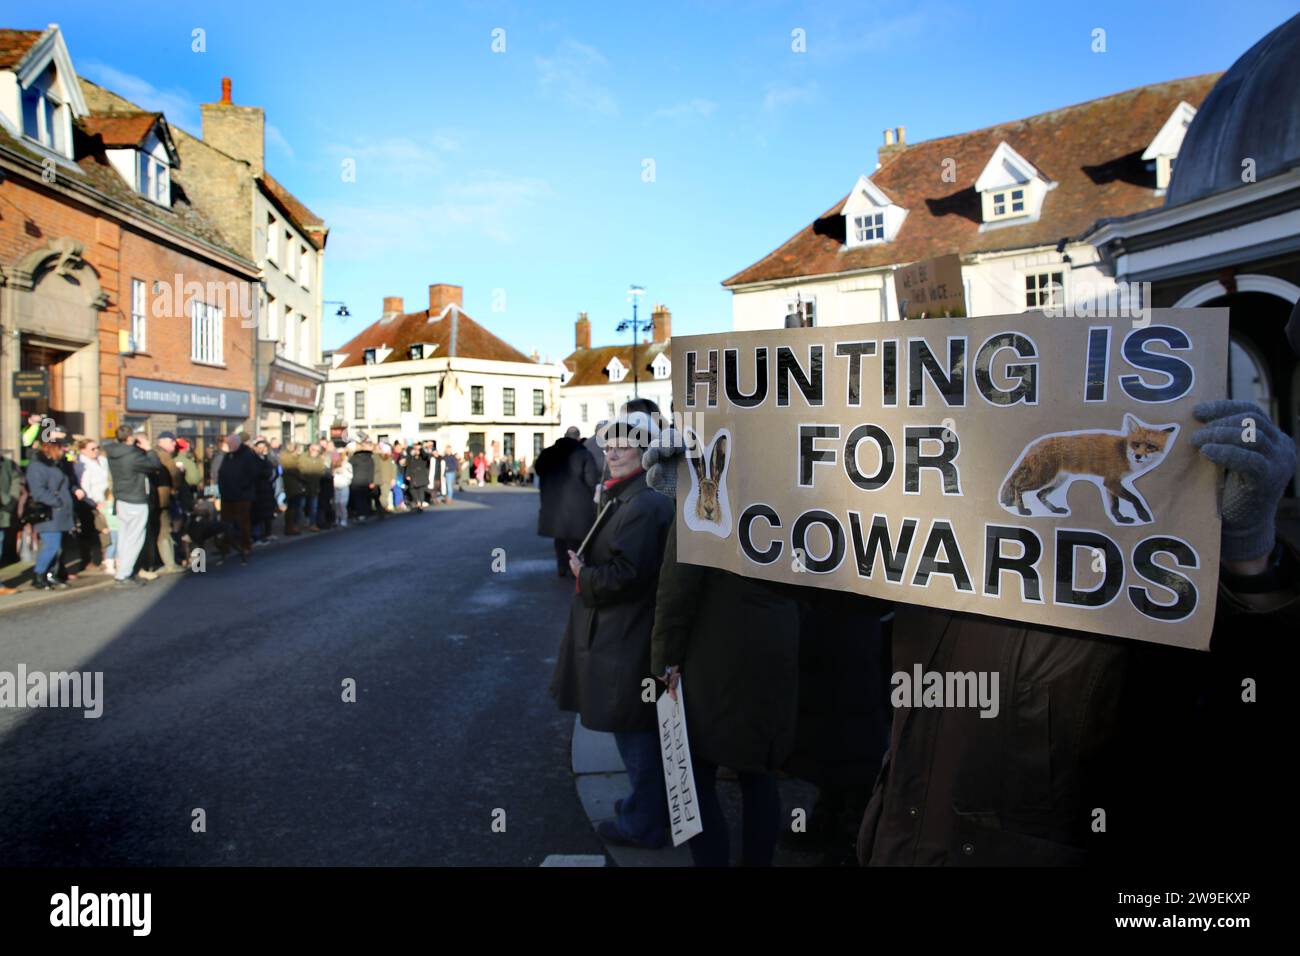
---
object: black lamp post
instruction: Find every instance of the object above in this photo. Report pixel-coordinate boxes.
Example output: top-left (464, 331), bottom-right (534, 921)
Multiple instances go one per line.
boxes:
top-left (616, 285), bottom-right (646, 399)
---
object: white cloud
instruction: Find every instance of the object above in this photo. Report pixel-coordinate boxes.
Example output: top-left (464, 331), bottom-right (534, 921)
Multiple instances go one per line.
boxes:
top-left (432, 174), bottom-right (552, 244)
top-left (762, 83), bottom-right (817, 113)
top-left (535, 39), bottom-right (618, 116)
top-left (652, 98), bottom-right (718, 120)
top-left (328, 133), bottom-right (463, 181)
top-left (77, 61), bottom-right (201, 132)
top-left (266, 123), bottom-right (295, 162)
top-left (323, 173), bottom-right (550, 260)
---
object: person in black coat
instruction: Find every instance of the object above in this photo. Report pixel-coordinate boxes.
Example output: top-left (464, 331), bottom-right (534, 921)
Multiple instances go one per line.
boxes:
top-left (251, 439), bottom-right (278, 542)
top-left (536, 426), bottom-right (599, 576)
top-left (550, 413), bottom-right (673, 848)
top-left (349, 444), bottom-right (376, 519)
top-left (217, 434), bottom-right (259, 562)
top-left (24, 441), bottom-right (76, 589)
top-left (404, 444), bottom-right (431, 510)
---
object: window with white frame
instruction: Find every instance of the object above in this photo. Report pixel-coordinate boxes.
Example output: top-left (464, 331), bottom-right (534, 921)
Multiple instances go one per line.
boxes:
top-left (785, 296), bottom-right (816, 327)
top-left (853, 212), bottom-right (885, 243)
top-left (266, 214), bottom-right (278, 262)
top-left (354, 390), bottom-right (365, 418)
top-left (989, 187), bottom-right (1026, 220)
top-left (334, 392), bottom-right (345, 418)
top-left (137, 151), bottom-right (170, 205)
top-left (190, 300), bottom-right (224, 364)
top-left (607, 358), bottom-right (627, 383)
top-left (298, 314), bottom-right (309, 365)
top-left (503, 387), bottom-right (516, 416)
top-left (283, 232), bottom-right (295, 277)
top-left (131, 278), bottom-right (147, 352)
top-left (533, 389), bottom-right (545, 415)
top-left (580, 403), bottom-right (588, 423)
top-left (300, 246), bottom-right (311, 289)
top-left (363, 348), bottom-right (377, 365)
top-left (285, 310), bottom-right (296, 359)
top-left (20, 67), bottom-right (69, 157)
top-left (651, 354), bottom-right (671, 380)
top-left (1025, 272), bottom-right (1065, 309)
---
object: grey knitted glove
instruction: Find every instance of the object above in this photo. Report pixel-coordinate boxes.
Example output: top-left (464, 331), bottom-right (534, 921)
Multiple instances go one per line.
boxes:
top-left (1191, 400), bottom-right (1298, 561)
top-left (642, 427), bottom-right (685, 499)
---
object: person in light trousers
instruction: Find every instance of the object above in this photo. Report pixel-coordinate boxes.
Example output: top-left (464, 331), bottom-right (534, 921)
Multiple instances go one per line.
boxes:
top-left (102, 425), bottom-right (161, 588)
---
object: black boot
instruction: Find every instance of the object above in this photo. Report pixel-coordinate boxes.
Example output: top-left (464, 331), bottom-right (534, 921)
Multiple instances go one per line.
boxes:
top-left (45, 571), bottom-right (69, 590)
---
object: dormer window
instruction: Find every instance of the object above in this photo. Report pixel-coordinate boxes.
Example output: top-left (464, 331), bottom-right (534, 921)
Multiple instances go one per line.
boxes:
top-left (842, 175), bottom-right (906, 248)
top-left (364, 348), bottom-right (377, 365)
top-left (651, 353), bottom-right (671, 380)
top-left (409, 344), bottom-right (424, 360)
top-left (989, 187), bottom-right (1025, 220)
top-left (853, 212), bottom-right (885, 243)
top-left (137, 149), bottom-right (170, 205)
top-left (1143, 101), bottom-right (1197, 193)
top-left (975, 142), bottom-right (1054, 229)
top-left (607, 357), bottom-right (628, 383)
top-left (2, 28), bottom-right (86, 163)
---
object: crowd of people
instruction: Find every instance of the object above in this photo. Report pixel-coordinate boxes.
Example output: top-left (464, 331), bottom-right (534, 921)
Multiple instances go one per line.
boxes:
top-left (537, 377), bottom-right (1298, 867)
top-left (0, 415), bottom-right (524, 591)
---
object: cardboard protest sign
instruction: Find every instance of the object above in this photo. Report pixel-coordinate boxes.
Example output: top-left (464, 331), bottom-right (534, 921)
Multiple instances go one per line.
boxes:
top-left (893, 253), bottom-right (966, 319)
top-left (657, 680), bottom-right (703, 847)
top-left (672, 309), bottom-right (1228, 650)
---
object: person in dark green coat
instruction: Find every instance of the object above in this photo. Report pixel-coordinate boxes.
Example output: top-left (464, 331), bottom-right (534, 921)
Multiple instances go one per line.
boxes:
top-left (646, 429), bottom-right (801, 867)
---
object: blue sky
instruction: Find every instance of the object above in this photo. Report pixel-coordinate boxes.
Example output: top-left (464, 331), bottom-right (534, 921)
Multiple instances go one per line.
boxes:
top-left (37, 0), bottom-right (1298, 359)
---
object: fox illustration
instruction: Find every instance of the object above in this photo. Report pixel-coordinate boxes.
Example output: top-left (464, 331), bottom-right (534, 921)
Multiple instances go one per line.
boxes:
top-left (998, 414), bottom-right (1177, 525)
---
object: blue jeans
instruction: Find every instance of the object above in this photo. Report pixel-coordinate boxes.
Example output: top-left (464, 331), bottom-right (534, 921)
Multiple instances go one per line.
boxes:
top-left (443, 472), bottom-right (455, 500)
top-left (687, 760), bottom-right (781, 867)
top-left (35, 531), bottom-right (63, 576)
top-left (613, 730), bottom-right (669, 846)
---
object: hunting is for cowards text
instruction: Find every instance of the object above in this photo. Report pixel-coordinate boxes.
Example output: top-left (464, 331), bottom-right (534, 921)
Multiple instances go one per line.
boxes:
top-left (672, 310), bottom-right (1228, 650)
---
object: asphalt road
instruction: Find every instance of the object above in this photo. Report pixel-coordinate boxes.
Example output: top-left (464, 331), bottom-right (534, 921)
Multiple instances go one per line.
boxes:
top-left (0, 487), bottom-right (604, 865)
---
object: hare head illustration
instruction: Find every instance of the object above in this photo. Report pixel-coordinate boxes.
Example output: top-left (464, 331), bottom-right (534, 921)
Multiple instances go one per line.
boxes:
top-left (690, 434), bottom-right (728, 523)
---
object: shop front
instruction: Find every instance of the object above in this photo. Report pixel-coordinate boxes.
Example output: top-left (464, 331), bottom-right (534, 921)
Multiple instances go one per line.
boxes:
top-left (123, 376), bottom-right (251, 472)
top-left (257, 358), bottom-right (323, 444)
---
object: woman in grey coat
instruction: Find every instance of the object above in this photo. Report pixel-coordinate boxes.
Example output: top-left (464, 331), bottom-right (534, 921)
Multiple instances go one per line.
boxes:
top-left (25, 441), bottom-right (76, 590)
top-left (549, 412), bottom-right (673, 848)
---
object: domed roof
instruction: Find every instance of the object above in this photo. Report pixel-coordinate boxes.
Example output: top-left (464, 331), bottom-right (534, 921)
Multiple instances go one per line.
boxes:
top-left (1166, 13), bottom-right (1300, 207)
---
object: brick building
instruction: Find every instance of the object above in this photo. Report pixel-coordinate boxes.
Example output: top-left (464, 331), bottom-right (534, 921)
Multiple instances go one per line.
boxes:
top-left (558, 306), bottom-right (673, 435)
top-left (80, 74), bottom-right (329, 445)
top-left (0, 25), bottom-right (258, 460)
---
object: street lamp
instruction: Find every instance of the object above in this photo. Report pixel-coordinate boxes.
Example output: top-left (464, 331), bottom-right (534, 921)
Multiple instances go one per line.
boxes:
top-left (323, 300), bottom-right (351, 318)
top-left (616, 285), bottom-right (646, 398)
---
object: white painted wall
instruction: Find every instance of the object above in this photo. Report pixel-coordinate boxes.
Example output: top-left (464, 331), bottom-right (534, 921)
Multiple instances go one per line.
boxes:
top-left (730, 241), bottom-right (1119, 329)
top-left (324, 356), bottom-right (563, 465)
top-left (256, 190), bottom-right (323, 369)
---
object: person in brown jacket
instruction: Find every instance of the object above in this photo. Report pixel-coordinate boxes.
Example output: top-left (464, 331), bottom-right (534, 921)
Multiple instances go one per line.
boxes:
top-left (151, 431), bottom-right (184, 573)
top-left (298, 443), bottom-right (327, 531)
top-left (280, 441), bottom-right (305, 535)
top-left (858, 399), bottom-right (1299, 867)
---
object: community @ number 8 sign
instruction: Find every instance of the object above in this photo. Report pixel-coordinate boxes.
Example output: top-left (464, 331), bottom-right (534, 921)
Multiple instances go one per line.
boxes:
top-left (672, 309), bottom-right (1228, 650)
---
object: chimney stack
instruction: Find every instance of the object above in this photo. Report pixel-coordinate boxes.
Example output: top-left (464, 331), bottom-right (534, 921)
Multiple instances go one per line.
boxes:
top-left (651, 304), bottom-right (671, 343)
top-left (575, 312), bottom-right (591, 350)
top-left (201, 77), bottom-right (265, 176)
top-left (428, 283), bottom-right (463, 315)
top-left (878, 125), bottom-right (908, 165)
top-left (383, 296), bottom-right (404, 316)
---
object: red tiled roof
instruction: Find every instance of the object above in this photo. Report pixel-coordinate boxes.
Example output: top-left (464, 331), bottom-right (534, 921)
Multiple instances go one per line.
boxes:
top-left (259, 172), bottom-right (328, 250)
top-left (0, 28), bottom-right (42, 70)
top-left (80, 112), bottom-right (161, 147)
top-left (562, 341), bottom-right (670, 388)
top-left (334, 307), bottom-right (536, 368)
top-left (724, 74), bottom-right (1221, 286)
